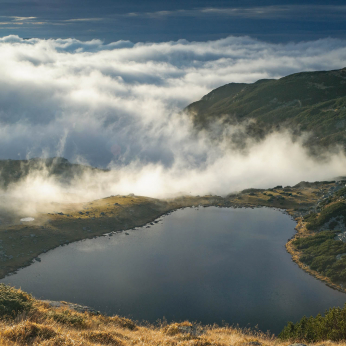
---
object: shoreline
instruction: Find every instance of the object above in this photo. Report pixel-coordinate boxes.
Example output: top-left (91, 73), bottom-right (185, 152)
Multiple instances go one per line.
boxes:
top-left (1, 181), bottom-right (345, 296)
top-left (285, 216), bottom-right (346, 294)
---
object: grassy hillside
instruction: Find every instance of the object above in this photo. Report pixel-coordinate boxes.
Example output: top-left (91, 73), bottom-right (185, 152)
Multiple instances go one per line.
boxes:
top-left (4, 284), bottom-right (346, 345)
top-left (186, 68), bottom-right (346, 150)
top-left (0, 284), bottom-right (322, 346)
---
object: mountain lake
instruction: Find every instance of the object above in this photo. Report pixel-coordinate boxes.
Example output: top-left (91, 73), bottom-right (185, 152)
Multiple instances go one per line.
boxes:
top-left (1, 206), bottom-right (346, 334)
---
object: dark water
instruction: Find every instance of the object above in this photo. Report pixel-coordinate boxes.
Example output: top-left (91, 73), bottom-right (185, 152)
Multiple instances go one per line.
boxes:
top-left (2, 207), bottom-right (346, 334)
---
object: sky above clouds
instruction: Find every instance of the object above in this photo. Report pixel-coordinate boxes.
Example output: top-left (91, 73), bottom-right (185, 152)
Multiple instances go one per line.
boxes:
top-left (0, 0), bottom-right (346, 43)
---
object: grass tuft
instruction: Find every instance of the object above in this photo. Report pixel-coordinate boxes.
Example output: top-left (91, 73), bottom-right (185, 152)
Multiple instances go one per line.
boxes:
top-left (107, 316), bottom-right (137, 330)
top-left (2, 321), bottom-right (56, 344)
top-left (82, 330), bottom-right (125, 345)
top-left (48, 309), bottom-right (88, 328)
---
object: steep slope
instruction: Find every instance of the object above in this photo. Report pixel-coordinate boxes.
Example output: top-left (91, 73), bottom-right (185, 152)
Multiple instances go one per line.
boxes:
top-left (186, 68), bottom-right (346, 149)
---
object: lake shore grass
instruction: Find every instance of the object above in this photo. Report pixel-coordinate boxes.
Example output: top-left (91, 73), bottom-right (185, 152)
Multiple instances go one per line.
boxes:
top-left (0, 284), bottom-right (302, 346)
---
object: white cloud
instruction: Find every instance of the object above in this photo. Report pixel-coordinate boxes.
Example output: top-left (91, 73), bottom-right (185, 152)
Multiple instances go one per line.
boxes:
top-left (123, 5), bottom-right (346, 20)
top-left (0, 35), bottom-right (345, 209)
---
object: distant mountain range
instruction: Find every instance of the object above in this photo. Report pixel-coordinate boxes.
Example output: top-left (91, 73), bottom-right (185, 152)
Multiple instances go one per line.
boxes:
top-left (186, 67), bottom-right (346, 151)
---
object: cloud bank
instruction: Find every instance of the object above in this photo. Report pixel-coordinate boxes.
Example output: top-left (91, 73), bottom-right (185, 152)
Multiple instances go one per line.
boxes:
top-left (0, 35), bottom-right (346, 208)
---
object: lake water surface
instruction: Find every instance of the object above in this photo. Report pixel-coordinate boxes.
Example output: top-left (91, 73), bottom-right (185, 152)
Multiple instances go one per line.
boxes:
top-left (2, 207), bottom-right (346, 334)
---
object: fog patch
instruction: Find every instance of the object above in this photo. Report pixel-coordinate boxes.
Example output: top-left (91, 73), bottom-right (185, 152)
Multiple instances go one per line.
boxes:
top-left (0, 35), bottom-right (345, 212)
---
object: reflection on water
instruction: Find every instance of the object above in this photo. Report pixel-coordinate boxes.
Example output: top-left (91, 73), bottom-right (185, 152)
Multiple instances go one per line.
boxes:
top-left (2, 207), bottom-right (346, 334)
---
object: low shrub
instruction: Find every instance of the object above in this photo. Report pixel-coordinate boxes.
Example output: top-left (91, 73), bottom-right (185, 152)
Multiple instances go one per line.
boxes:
top-left (293, 231), bottom-right (346, 283)
top-left (306, 202), bottom-right (346, 230)
top-left (109, 315), bottom-right (137, 330)
top-left (2, 321), bottom-right (57, 344)
top-left (335, 187), bottom-right (346, 197)
top-left (279, 304), bottom-right (346, 342)
top-left (0, 284), bottom-right (33, 319)
top-left (48, 309), bottom-right (87, 328)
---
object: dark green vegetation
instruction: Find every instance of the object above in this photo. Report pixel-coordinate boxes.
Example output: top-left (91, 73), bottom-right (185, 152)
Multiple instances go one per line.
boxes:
top-left (289, 182), bottom-right (346, 285)
top-left (305, 202), bottom-right (346, 230)
top-left (279, 304), bottom-right (346, 342)
top-left (186, 67), bottom-right (346, 151)
top-left (0, 283), bottom-right (33, 318)
top-left (49, 310), bottom-right (88, 328)
top-left (293, 231), bottom-right (346, 282)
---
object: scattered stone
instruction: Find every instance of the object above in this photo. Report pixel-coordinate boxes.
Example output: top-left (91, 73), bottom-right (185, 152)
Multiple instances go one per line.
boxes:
top-left (176, 325), bottom-right (204, 336)
top-left (336, 253), bottom-right (346, 260)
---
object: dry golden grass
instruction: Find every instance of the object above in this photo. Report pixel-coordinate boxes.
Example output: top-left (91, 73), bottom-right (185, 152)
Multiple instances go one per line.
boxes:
top-left (0, 296), bottom-right (269, 346)
top-left (1, 293), bottom-right (343, 346)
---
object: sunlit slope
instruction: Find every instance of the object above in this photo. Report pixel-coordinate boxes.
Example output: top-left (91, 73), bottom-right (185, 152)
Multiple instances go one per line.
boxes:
top-left (186, 67), bottom-right (346, 149)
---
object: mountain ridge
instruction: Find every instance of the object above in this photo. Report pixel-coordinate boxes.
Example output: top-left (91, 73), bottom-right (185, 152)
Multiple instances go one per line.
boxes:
top-left (186, 67), bottom-right (346, 150)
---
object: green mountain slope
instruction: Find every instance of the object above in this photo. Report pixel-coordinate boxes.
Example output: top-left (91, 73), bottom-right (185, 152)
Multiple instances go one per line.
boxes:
top-left (186, 68), bottom-right (346, 149)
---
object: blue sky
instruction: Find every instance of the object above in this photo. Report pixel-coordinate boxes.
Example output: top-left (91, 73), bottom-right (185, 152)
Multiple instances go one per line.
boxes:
top-left (0, 0), bottom-right (346, 42)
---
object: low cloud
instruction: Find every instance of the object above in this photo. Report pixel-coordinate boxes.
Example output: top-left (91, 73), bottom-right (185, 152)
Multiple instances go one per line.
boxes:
top-left (0, 35), bottom-right (345, 211)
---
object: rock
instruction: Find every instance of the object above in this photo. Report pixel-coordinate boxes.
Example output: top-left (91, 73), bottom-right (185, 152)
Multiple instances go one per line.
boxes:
top-left (42, 300), bottom-right (62, 308)
top-left (41, 300), bottom-right (100, 315)
top-left (336, 253), bottom-right (346, 260)
top-left (177, 325), bottom-right (204, 336)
